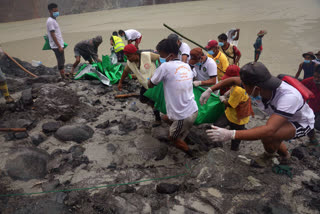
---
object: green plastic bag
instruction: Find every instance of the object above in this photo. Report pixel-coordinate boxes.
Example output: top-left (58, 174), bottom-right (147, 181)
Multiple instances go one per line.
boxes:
top-left (144, 84), bottom-right (225, 125)
top-left (42, 35), bottom-right (68, 50)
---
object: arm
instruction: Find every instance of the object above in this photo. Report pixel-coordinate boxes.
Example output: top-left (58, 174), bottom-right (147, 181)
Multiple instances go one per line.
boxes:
top-left (148, 79), bottom-right (155, 88)
top-left (181, 54), bottom-right (188, 63)
top-left (118, 66), bottom-right (130, 91)
top-left (295, 63), bottom-right (303, 79)
top-left (210, 77), bottom-right (241, 92)
top-left (234, 46), bottom-right (241, 64)
top-left (233, 29), bottom-right (240, 40)
top-left (50, 31), bottom-right (63, 52)
top-left (200, 76), bottom-right (217, 86)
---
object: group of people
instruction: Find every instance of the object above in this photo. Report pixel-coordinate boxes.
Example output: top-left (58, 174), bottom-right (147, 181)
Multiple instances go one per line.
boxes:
top-left (1, 3), bottom-right (318, 169)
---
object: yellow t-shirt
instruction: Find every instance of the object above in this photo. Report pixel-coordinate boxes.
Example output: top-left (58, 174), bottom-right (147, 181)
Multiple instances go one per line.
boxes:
top-left (207, 51), bottom-right (229, 81)
top-left (225, 86), bottom-right (250, 125)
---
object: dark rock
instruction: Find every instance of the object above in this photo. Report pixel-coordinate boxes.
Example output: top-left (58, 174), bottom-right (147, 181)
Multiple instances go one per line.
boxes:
top-left (92, 99), bottom-right (101, 106)
top-left (42, 179), bottom-right (60, 192)
top-left (31, 134), bottom-right (47, 146)
top-left (107, 163), bottom-right (117, 169)
top-left (186, 125), bottom-right (222, 151)
top-left (42, 122), bottom-right (61, 134)
top-left (68, 145), bottom-right (85, 158)
top-left (107, 143), bottom-right (117, 154)
top-left (55, 125), bottom-right (94, 143)
top-left (14, 132), bottom-right (29, 139)
top-left (308, 197), bottom-right (320, 211)
top-left (55, 192), bottom-right (68, 204)
top-left (119, 116), bottom-right (138, 133)
top-left (21, 88), bottom-right (33, 106)
top-left (104, 129), bottom-right (112, 136)
top-left (292, 146), bottom-right (308, 160)
top-left (302, 179), bottom-right (320, 193)
top-left (137, 184), bottom-right (154, 197)
top-left (151, 126), bottom-right (169, 141)
top-left (95, 120), bottom-right (110, 129)
top-left (114, 185), bottom-right (135, 194)
top-left (4, 133), bottom-right (15, 141)
top-left (15, 119), bottom-right (34, 129)
top-left (156, 183), bottom-right (179, 194)
top-left (5, 147), bottom-right (50, 181)
top-left (311, 146), bottom-right (320, 158)
top-left (134, 135), bottom-right (168, 161)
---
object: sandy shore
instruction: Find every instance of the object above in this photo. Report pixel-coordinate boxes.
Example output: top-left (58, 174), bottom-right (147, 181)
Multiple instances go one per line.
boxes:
top-left (0, 0), bottom-right (320, 76)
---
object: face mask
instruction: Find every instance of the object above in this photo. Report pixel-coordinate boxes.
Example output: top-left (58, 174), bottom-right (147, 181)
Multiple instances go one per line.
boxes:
top-left (208, 50), bottom-right (214, 55)
top-left (196, 62), bottom-right (202, 66)
top-left (304, 60), bottom-right (311, 63)
top-left (159, 57), bottom-right (166, 64)
top-left (218, 42), bottom-right (224, 47)
top-left (53, 11), bottom-right (60, 18)
top-left (250, 86), bottom-right (262, 107)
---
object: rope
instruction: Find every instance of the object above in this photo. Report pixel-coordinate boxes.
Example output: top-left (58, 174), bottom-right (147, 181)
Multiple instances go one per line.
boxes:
top-left (0, 164), bottom-right (191, 197)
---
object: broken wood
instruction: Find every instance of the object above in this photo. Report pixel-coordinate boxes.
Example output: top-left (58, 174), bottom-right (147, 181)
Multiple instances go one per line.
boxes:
top-left (0, 128), bottom-right (27, 132)
top-left (115, 93), bottom-right (139, 99)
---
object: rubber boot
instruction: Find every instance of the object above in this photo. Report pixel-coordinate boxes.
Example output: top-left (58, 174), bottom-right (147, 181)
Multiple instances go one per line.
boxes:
top-left (0, 82), bottom-right (13, 103)
top-left (174, 138), bottom-right (189, 152)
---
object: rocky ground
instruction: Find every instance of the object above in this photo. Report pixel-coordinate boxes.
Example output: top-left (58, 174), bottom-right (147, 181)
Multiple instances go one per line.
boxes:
top-left (0, 55), bottom-right (319, 214)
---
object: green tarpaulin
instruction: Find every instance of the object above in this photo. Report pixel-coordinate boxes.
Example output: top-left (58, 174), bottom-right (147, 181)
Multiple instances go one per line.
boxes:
top-left (74, 55), bottom-right (129, 85)
top-left (144, 83), bottom-right (225, 125)
top-left (42, 35), bottom-right (68, 50)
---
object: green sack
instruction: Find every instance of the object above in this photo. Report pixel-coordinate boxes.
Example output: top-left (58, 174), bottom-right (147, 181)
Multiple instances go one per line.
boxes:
top-left (144, 84), bottom-right (225, 125)
top-left (42, 35), bottom-right (68, 50)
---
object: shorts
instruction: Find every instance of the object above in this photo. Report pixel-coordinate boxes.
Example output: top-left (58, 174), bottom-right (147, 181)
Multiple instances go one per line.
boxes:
top-left (290, 121), bottom-right (313, 139)
top-left (74, 47), bottom-right (91, 61)
top-left (139, 86), bottom-right (154, 105)
top-left (135, 36), bottom-right (142, 45)
top-left (52, 48), bottom-right (65, 70)
top-left (170, 111), bottom-right (198, 140)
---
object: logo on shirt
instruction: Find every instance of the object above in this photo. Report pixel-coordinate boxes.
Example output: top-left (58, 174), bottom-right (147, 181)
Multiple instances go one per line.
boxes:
top-left (203, 67), bottom-right (207, 72)
top-left (215, 59), bottom-right (220, 64)
top-left (144, 63), bottom-right (151, 70)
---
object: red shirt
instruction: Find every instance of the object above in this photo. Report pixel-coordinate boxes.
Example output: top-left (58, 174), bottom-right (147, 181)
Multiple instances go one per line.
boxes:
top-left (233, 45), bottom-right (241, 57)
top-left (302, 77), bottom-right (320, 113)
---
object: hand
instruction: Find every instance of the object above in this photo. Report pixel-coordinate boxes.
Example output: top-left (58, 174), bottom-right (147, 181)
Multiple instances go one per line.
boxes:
top-left (58, 46), bottom-right (64, 53)
top-left (193, 81), bottom-right (202, 87)
top-left (200, 88), bottom-right (212, 105)
top-left (206, 125), bottom-right (236, 142)
top-left (219, 95), bottom-right (226, 102)
top-left (118, 83), bottom-right (122, 91)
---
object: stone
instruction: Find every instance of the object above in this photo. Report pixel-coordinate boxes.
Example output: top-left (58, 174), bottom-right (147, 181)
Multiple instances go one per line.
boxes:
top-left (55, 125), bottom-right (94, 143)
top-left (14, 132), bottom-right (29, 139)
top-left (5, 147), bottom-right (50, 181)
top-left (95, 120), bottom-right (110, 129)
top-left (134, 135), bottom-right (168, 161)
top-left (302, 179), bottom-right (320, 193)
top-left (42, 121), bottom-right (61, 134)
top-left (119, 116), bottom-right (138, 133)
top-left (291, 146), bottom-right (308, 160)
top-left (156, 183), bottom-right (179, 194)
top-left (42, 179), bottom-right (60, 192)
top-left (107, 143), bottom-right (117, 154)
top-left (21, 88), bottom-right (33, 106)
top-left (105, 129), bottom-right (112, 136)
top-left (114, 185), bottom-right (135, 194)
top-left (15, 119), bottom-right (34, 129)
top-left (68, 145), bottom-right (85, 158)
top-left (31, 134), bottom-right (47, 146)
top-left (151, 126), bottom-right (169, 141)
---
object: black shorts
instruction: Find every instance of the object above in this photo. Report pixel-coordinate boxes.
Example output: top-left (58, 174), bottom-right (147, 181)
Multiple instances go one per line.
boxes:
top-left (139, 87), bottom-right (154, 106)
top-left (291, 121), bottom-right (313, 139)
top-left (52, 48), bottom-right (65, 70)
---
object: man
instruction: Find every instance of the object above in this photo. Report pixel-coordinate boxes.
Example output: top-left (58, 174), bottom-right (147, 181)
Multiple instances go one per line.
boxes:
top-left (295, 52), bottom-right (317, 80)
top-left (118, 29), bottom-right (142, 49)
top-left (254, 30), bottom-right (267, 62)
top-left (302, 65), bottom-right (320, 144)
top-left (313, 51), bottom-right (320, 65)
top-left (206, 40), bottom-right (229, 81)
top-left (46, 3), bottom-right (66, 79)
top-left (70, 36), bottom-right (103, 76)
top-left (167, 34), bottom-right (190, 63)
top-left (0, 48), bottom-right (14, 104)
top-left (110, 31), bottom-right (125, 62)
top-left (148, 39), bottom-right (198, 154)
top-left (118, 44), bottom-right (161, 127)
top-left (189, 48), bottom-right (217, 89)
top-left (226, 28), bottom-right (240, 46)
top-left (218, 33), bottom-right (241, 66)
top-left (200, 62), bottom-right (314, 167)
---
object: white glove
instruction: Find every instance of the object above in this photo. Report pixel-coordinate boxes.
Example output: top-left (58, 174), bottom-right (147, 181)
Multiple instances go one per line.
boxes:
top-left (193, 81), bottom-right (202, 87)
top-left (200, 88), bottom-right (212, 105)
top-left (206, 125), bottom-right (236, 142)
top-left (219, 95), bottom-right (227, 102)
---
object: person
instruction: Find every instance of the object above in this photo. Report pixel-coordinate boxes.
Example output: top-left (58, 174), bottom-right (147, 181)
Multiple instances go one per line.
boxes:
top-left (118, 44), bottom-right (162, 127)
top-left (200, 62), bottom-right (314, 167)
top-left (188, 48), bottom-right (217, 89)
top-left (217, 65), bottom-right (253, 151)
top-left (148, 39), bottom-right (198, 154)
top-left (70, 36), bottom-right (103, 76)
top-left (301, 65), bottom-right (320, 145)
top-left (226, 28), bottom-right (240, 46)
top-left (295, 52), bottom-right (317, 80)
top-left (206, 40), bottom-right (229, 81)
top-left (0, 48), bottom-right (14, 104)
top-left (218, 33), bottom-right (241, 66)
top-left (118, 29), bottom-right (142, 49)
top-left (254, 30), bottom-right (267, 62)
top-left (313, 51), bottom-right (320, 65)
top-left (167, 34), bottom-right (190, 63)
top-left (110, 31), bottom-right (125, 62)
top-left (46, 3), bottom-right (66, 79)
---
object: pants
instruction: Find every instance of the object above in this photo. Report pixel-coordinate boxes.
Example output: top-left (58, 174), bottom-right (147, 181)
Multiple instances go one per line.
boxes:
top-left (229, 122), bottom-right (246, 150)
top-left (139, 87), bottom-right (161, 121)
top-left (116, 50), bottom-right (125, 62)
top-left (52, 48), bottom-right (65, 70)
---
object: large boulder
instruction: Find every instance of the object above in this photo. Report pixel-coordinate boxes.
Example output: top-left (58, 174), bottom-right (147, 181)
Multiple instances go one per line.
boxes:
top-left (134, 134), bottom-right (168, 161)
top-left (55, 125), bottom-right (94, 143)
top-left (5, 147), bottom-right (50, 181)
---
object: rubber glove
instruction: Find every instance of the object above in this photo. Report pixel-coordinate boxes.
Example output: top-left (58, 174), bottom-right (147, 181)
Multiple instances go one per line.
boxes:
top-left (200, 88), bottom-right (212, 105)
top-left (206, 125), bottom-right (236, 142)
top-left (219, 95), bottom-right (227, 102)
top-left (193, 81), bottom-right (202, 87)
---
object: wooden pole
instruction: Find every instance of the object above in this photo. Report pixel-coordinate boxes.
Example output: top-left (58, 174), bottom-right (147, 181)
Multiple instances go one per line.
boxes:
top-left (0, 128), bottom-right (27, 132)
top-left (115, 93), bottom-right (139, 99)
top-left (163, 23), bottom-right (207, 50)
top-left (4, 51), bottom-right (38, 78)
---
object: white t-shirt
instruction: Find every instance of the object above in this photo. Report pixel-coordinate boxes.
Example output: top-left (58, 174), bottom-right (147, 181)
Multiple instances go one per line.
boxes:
top-left (125, 29), bottom-right (141, 41)
top-left (178, 42), bottom-right (191, 62)
top-left (46, 17), bottom-right (64, 49)
top-left (151, 60), bottom-right (198, 120)
top-left (193, 57), bottom-right (217, 82)
top-left (312, 59), bottom-right (320, 64)
top-left (256, 82), bottom-right (314, 128)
